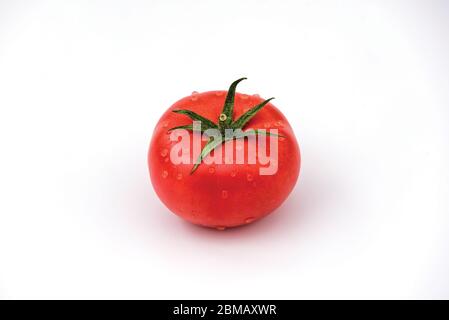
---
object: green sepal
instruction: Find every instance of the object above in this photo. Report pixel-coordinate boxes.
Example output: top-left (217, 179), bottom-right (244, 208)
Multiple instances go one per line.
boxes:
top-left (219, 77), bottom-right (247, 128)
top-left (172, 110), bottom-right (218, 129)
top-left (191, 136), bottom-right (227, 174)
top-left (190, 129), bottom-right (282, 173)
top-left (236, 129), bottom-right (285, 138)
top-left (168, 124), bottom-right (210, 133)
top-left (168, 124), bottom-right (194, 131)
top-left (231, 98), bottom-right (275, 129)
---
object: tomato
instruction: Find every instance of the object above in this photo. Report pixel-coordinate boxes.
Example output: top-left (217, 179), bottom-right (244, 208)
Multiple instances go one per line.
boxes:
top-left (148, 78), bottom-right (300, 229)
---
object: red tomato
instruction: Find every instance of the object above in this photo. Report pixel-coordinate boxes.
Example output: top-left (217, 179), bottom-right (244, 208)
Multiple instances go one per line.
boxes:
top-left (148, 79), bottom-right (300, 229)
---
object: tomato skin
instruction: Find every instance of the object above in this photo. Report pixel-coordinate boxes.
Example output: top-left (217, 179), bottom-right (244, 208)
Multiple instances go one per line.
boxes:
top-left (148, 91), bottom-right (300, 229)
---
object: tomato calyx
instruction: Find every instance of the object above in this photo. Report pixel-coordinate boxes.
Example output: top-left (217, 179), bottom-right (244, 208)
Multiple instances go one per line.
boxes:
top-left (169, 78), bottom-right (281, 174)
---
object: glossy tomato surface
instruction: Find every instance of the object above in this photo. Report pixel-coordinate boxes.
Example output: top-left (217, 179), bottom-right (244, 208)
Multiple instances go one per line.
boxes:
top-left (148, 91), bottom-right (300, 229)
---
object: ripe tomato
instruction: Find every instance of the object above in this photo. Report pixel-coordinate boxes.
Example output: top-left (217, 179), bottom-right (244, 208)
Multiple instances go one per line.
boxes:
top-left (148, 79), bottom-right (300, 229)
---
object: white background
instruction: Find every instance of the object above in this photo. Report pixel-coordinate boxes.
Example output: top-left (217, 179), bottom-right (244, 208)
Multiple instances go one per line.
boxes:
top-left (0, 0), bottom-right (448, 299)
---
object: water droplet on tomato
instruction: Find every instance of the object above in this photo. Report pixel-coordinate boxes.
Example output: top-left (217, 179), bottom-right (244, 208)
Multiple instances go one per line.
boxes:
top-left (191, 91), bottom-right (199, 101)
top-left (230, 171), bottom-right (237, 177)
top-left (208, 167), bottom-right (215, 174)
top-left (245, 217), bottom-right (255, 224)
top-left (241, 94), bottom-right (249, 100)
top-left (279, 136), bottom-right (286, 141)
top-left (263, 123), bottom-right (271, 128)
top-left (176, 173), bottom-right (183, 180)
top-left (221, 190), bottom-right (228, 199)
top-left (246, 173), bottom-right (254, 182)
top-left (160, 148), bottom-right (168, 157)
top-left (161, 121), bottom-right (168, 128)
top-left (275, 120), bottom-right (283, 127)
top-left (215, 226), bottom-right (226, 231)
top-left (164, 157), bottom-right (169, 163)
top-left (215, 91), bottom-right (224, 96)
top-left (162, 170), bottom-right (168, 178)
